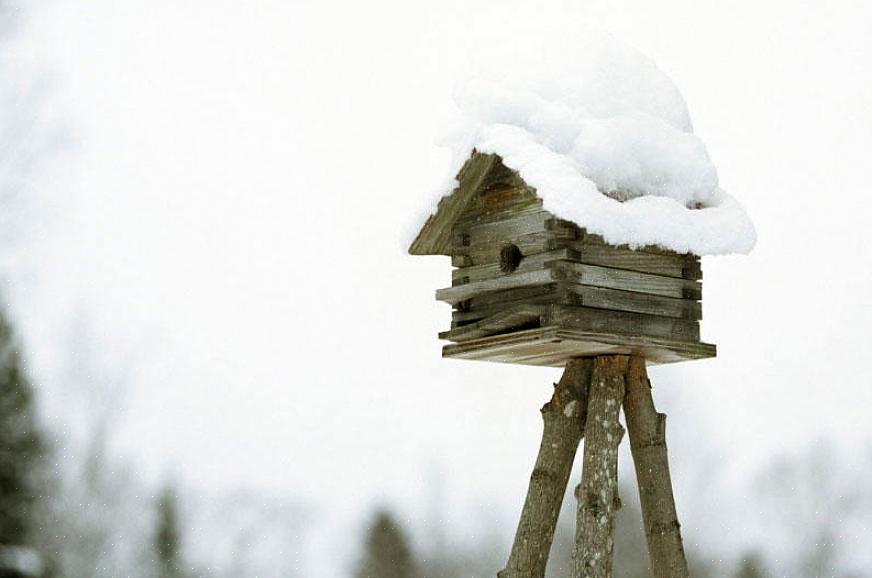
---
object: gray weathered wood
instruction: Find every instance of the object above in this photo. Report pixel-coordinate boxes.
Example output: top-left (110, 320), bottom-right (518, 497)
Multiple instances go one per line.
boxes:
top-left (453, 211), bottom-right (554, 262)
top-left (465, 284), bottom-right (560, 311)
top-left (455, 185), bottom-right (543, 229)
top-left (439, 305), bottom-right (542, 341)
top-left (548, 221), bottom-right (692, 258)
top-left (453, 231), bottom-right (566, 267)
top-left (552, 261), bottom-right (702, 300)
top-left (623, 356), bottom-right (690, 578)
top-left (542, 305), bottom-right (699, 343)
top-left (451, 288), bottom-right (559, 326)
top-left (451, 284), bottom-right (700, 328)
top-left (574, 355), bottom-right (628, 578)
top-left (409, 153), bottom-right (500, 255)
top-left (564, 243), bottom-right (700, 280)
top-left (441, 327), bottom-right (716, 367)
top-left (561, 285), bottom-right (701, 321)
top-left (439, 262), bottom-right (701, 305)
top-left (436, 269), bottom-right (553, 304)
top-left (499, 359), bottom-right (594, 578)
top-left (452, 249), bottom-right (573, 285)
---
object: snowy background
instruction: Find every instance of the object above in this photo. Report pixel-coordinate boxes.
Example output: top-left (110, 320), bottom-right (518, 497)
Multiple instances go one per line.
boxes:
top-left (2, 0), bottom-right (871, 577)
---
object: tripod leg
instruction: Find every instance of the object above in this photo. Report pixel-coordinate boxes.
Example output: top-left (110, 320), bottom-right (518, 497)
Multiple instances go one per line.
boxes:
top-left (624, 356), bottom-right (690, 578)
top-left (574, 355), bottom-right (628, 578)
top-left (499, 358), bottom-right (594, 578)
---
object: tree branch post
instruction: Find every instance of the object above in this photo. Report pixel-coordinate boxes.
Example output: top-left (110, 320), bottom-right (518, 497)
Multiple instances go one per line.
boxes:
top-left (623, 355), bottom-right (690, 578)
top-left (498, 358), bottom-right (595, 578)
top-left (573, 355), bottom-right (628, 578)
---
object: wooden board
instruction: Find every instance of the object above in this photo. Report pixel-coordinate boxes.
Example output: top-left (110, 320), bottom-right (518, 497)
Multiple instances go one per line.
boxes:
top-left (451, 283), bottom-right (700, 326)
top-left (551, 261), bottom-right (702, 300)
top-left (436, 269), bottom-right (553, 304)
top-left (442, 326), bottom-right (716, 367)
top-left (562, 242), bottom-right (700, 280)
top-left (441, 304), bottom-right (698, 344)
top-left (439, 304), bottom-right (543, 341)
top-left (437, 260), bottom-right (701, 304)
top-left (541, 305), bottom-right (699, 343)
top-left (408, 153), bottom-right (500, 255)
top-left (452, 248), bottom-right (574, 285)
top-left (561, 284), bottom-right (701, 321)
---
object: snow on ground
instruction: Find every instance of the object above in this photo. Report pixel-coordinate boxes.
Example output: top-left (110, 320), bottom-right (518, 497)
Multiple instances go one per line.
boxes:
top-left (429, 30), bottom-right (756, 256)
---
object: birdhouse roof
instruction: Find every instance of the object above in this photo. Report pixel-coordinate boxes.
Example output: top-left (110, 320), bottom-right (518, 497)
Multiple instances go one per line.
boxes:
top-left (408, 32), bottom-right (756, 257)
top-left (409, 147), bottom-right (756, 257)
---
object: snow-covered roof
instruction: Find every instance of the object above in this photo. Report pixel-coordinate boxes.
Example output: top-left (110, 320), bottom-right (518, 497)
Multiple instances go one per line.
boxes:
top-left (411, 32), bottom-right (756, 257)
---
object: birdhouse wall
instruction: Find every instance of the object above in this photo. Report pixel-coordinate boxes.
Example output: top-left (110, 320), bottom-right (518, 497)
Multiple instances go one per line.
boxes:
top-left (436, 202), bottom-right (714, 366)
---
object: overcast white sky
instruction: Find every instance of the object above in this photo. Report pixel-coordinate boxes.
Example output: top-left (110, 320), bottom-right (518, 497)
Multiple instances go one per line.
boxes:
top-left (4, 0), bottom-right (872, 575)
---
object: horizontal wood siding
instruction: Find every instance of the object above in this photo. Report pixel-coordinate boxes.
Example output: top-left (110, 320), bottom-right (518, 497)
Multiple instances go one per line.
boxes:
top-left (437, 181), bottom-right (709, 363)
top-left (442, 327), bottom-right (716, 367)
top-left (550, 261), bottom-right (702, 300)
top-left (542, 305), bottom-right (699, 343)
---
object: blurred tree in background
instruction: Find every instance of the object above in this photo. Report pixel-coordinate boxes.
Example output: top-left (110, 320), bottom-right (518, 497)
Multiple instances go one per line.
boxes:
top-left (355, 510), bottom-right (416, 578)
top-left (0, 314), bottom-right (47, 548)
top-left (155, 485), bottom-right (183, 578)
top-left (734, 552), bottom-right (771, 578)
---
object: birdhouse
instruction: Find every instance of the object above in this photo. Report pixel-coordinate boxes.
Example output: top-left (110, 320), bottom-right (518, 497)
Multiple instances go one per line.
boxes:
top-left (409, 152), bottom-right (715, 367)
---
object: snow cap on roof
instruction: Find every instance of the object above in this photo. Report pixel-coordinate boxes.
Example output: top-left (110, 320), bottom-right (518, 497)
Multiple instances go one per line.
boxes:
top-left (432, 29), bottom-right (755, 256)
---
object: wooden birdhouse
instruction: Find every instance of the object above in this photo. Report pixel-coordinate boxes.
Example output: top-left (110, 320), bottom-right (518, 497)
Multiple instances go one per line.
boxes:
top-left (409, 152), bottom-right (715, 366)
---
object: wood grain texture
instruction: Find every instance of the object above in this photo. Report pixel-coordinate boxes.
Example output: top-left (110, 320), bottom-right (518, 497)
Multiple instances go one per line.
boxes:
top-left (574, 355), bottom-right (628, 578)
top-left (499, 359), bottom-right (594, 578)
top-left (561, 285), bottom-right (701, 321)
top-left (408, 152), bottom-right (499, 255)
top-left (451, 249), bottom-right (573, 285)
top-left (542, 305), bottom-right (699, 343)
top-left (441, 327), bottom-right (716, 367)
top-left (623, 356), bottom-right (690, 578)
top-left (436, 269), bottom-right (553, 304)
top-left (551, 261), bottom-right (702, 300)
top-left (439, 305), bottom-right (542, 341)
top-left (564, 243), bottom-right (700, 280)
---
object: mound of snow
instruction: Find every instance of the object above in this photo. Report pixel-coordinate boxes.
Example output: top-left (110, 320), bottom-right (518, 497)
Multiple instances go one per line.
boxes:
top-left (438, 30), bottom-right (755, 256)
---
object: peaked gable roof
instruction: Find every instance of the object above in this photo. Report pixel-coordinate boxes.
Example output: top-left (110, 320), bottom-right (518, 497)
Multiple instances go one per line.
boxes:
top-left (408, 152), bottom-right (514, 255)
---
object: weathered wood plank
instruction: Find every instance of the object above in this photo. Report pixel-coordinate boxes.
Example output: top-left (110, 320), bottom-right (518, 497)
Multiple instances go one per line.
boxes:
top-left (551, 261), bottom-right (702, 300)
top-left (465, 283), bottom-right (560, 310)
top-left (452, 248), bottom-right (574, 285)
top-left (409, 152), bottom-right (500, 255)
top-left (454, 230), bottom-right (572, 266)
top-left (542, 305), bottom-right (699, 342)
top-left (436, 268), bottom-right (553, 304)
top-left (565, 242), bottom-right (700, 280)
top-left (452, 287), bottom-right (560, 325)
top-left (445, 303), bottom-right (698, 345)
top-left (452, 282), bottom-right (700, 325)
top-left (442, 327), bottom-right (716, 367)
top-left (562, 284), bottom-right (701, 320)
top-left (547, 221), bottom-right (693, 258)
top-left (456, 176), bottom-right (543, 227)
top-left (440, 304), bottom-right (544, 343)
top-left (454, 210), bottom-right (553, 249)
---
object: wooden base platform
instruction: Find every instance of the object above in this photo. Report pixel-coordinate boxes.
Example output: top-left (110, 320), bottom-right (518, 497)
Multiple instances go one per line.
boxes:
top-left (442, 326), bottom-right (716, 367)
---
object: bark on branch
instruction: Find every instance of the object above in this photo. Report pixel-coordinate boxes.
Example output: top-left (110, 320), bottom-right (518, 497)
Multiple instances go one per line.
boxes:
top-left (573, 355), bottom-right (628, 578)
top-left (623, 355), bottom-right (690, 578)
top-left (498, 358), bottom-right (595, 578)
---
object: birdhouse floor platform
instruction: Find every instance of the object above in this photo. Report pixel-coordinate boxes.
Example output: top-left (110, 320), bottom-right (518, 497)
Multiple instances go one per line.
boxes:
top-left (442, 321), bottom-right (715, 367)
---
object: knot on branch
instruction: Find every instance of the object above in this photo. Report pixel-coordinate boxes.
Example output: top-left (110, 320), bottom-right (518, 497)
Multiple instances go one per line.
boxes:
top-left (530, 467), bottom-right (558, 485)
top-left (650, 520), bottom-right (682, 536)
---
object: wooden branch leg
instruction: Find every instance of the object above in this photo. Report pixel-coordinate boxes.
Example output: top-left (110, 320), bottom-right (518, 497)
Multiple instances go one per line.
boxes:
top-left (623, 356), bottom-right (690, 578)
top-left (498, 358), bottom-right (595, 578)
top-left (574, 355), bottom-right (629, 578)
